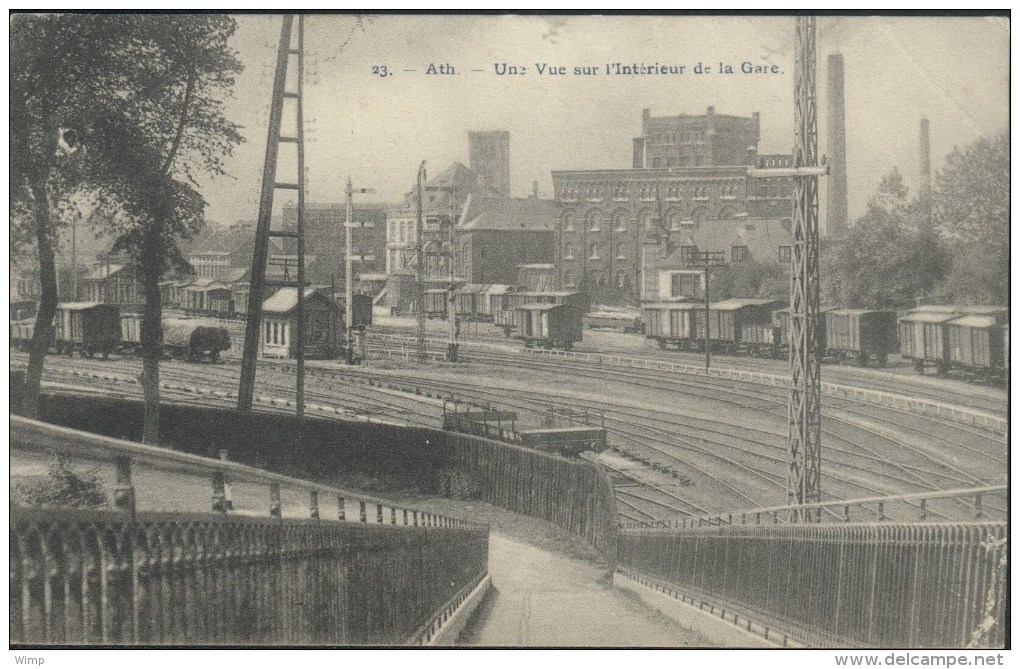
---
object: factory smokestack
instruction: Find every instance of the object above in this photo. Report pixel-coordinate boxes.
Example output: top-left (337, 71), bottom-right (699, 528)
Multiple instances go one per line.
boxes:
top-left (919, 118), bottom-right (933, 231)
top-left (826, 53), bottom-right (848, 238)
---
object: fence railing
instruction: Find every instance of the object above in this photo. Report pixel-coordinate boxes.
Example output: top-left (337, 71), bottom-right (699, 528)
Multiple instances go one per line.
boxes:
top-left (11, 507), bottom-right (489, 645)
top-left (619, 486), bottom-right (1008, 529)
top-left (11, 416), bottom-right (489, 645)
top-left (618, 519), bottom-right (1007, 648)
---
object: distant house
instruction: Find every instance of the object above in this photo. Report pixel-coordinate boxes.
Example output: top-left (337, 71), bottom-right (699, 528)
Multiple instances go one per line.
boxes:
top-left (641, 218), bottom-right (793, 301)
top-left (79, 261), bottom-right (144, 310)
top-left (454, 194), bottom-right (556, 285)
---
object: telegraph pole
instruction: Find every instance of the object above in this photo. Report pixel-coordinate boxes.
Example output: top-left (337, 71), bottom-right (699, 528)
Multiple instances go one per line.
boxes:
top-left (694, 251), bottom-right (727, 373)
top-left (415, 161), bottom-right (428, 363)
top-left (344, 176), bottom-right (375, 363)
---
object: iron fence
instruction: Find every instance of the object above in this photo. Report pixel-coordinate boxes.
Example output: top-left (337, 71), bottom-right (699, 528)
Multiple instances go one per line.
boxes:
top-left (10, 507), bottom-right (489, 646)
top-left (618, 521), bottom-right (1006, 648)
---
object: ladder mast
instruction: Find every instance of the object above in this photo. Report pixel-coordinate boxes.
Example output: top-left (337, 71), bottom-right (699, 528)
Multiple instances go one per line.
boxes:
top-left (237, 15), bottom-right (307, 419)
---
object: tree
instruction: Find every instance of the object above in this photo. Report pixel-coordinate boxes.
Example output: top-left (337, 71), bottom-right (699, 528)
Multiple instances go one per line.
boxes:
top-left (822, 169), bottom-right (951, 309)
top-left (10, 14), bottom-right (243, 444)
top-left (712, 260), bottom-right (787, 301)
top-left (932, 130), bottom-right (1009, 305)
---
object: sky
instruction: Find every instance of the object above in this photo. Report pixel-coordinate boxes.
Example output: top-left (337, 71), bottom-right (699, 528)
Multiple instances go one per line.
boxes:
top-left (199, 14), bottom-right (1009, 229)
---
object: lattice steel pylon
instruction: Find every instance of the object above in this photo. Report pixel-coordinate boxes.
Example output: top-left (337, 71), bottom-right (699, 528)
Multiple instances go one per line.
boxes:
top-left (238, 15), bottom-right (308, 418)
top-left (415, 161), bottom-right (428, 363)
top-left (788, 16), bottom-right (822, 515)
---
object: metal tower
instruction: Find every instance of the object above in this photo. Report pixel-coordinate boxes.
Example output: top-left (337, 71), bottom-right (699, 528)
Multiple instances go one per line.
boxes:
top-left (238, 15), bottom-right (308, 418)
top-left (788, 16), bottom-right (823, 514)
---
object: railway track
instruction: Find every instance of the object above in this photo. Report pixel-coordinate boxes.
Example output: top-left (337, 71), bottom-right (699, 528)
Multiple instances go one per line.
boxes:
top-left (370, 324), bottom-right (1007, 417)
top-left (12, 348), bottom-right (1005, 522)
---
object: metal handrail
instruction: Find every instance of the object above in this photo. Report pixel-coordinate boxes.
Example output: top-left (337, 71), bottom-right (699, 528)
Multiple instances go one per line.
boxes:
top-left (12, 415), bottom-right (486, 529)
top-left (620, 485), bottom-right (1007, 529)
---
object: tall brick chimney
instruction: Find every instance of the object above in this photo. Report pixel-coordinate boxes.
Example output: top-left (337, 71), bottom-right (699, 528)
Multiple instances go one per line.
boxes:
top-left (826, 53), bottom-right (848, 238)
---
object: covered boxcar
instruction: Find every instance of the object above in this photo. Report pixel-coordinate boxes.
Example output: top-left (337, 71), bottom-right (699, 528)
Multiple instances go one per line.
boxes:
top-left (495, 290), bottom-right (588, 335)
top-left (824, 309), bottom-right (898, 366)
top-left (642, 301), bottom-right (701, 350)
top-left (947, 315), bottom-right (1006, 380)
top-left (898, 311), bottom-right (958, 375)
top-left (54, 302), bottom-right (121, 357)
top-left (513, 302), bottom-right (583, 350)
top-left (740, 323), bottom-right (782, 357)
top-left (698, 299), bottom-right (785, 352)
top-left (454, 284), bottom-right (488, 321)
top-left (421, 288), bottom-right (450, 319)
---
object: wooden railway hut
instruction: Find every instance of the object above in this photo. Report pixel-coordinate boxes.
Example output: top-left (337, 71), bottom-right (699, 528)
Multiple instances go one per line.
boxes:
top-left (261, 288), bottom-right (339, 360)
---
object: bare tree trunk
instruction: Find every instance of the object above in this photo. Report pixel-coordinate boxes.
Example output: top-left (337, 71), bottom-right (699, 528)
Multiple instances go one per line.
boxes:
top-left (22, 176), bottom-right (58, 418)
top-left (139, 230), bottom-right (163, 445)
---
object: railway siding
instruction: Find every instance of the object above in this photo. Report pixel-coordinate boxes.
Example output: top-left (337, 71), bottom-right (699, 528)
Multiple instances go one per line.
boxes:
top-left (511, 347), bottom-right (1007, 432)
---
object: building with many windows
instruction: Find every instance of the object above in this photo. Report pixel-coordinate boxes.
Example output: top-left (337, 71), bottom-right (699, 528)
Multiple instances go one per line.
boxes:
top-left (553, 106), bottom-right (794, 302)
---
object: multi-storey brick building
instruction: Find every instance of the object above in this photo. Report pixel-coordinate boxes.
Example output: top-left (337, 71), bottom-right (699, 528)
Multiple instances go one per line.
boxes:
top-left (553, 107), bottom-right (794, 302)
top-left (281, 202), bottom-right (388, 289)
top-left (454, 194), bottom-right (555, 284)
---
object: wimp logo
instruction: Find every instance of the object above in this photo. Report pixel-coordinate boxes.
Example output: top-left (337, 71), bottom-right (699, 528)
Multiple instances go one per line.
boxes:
top-left (13, 658), bottom-right (44, 666)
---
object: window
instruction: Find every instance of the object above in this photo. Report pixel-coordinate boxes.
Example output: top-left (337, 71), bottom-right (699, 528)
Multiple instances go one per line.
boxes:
top-left (563, 242), bottom-right (574, 259)
top-left (640, 211), bottom-right (654, 230)
top-left (732, 246), bottom-right (749, 263)
top-left (779, 246), bottom-right (792, 263)
top-left (613, 212), bottom-right (627, 232)
top-left (388, 222), bottom-right (397, 241)
top-left (651, 157), bottom-right (662, 168)
top-left (671, 273), bottom-right (700, 298)
top-left (616, 271), bottom-right (627, 288)
top-left (564, 269), bottom-right (575, 288)
top-left (681, 246), bottom-right (699, 264)
top-left (563, 212), bottom-right (576, 231)
top-left (667, 210), bottom-right (681, 230)
top-left (588, 210), bottom-right (603, 232)
top-left (589, 242), bottom-right (600, 259)
top-left (692, 208), bottom-right (709, 225)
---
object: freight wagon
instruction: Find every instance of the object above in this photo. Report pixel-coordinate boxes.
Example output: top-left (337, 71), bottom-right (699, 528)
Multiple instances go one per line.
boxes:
top-left (946, 315), bottom-right (1007, 381)
top-left (511, 302), bottom-right (584, 351)
top-left (824, 309), bottom-right (898, 367)
top-left (120, 314), bottom-right (231, 361)
top-left (697, 299), bottom-right (786, 353)
top-left (421, 288), bottom-right (451, 320)
top-left (898, 311), bottom-right (958, 376)
top-left (495, 291), bottom-right (588, 336)
top-left (642, 301), bottom-right (701, 350)
top-left (583, 310), bottom-right (643, 333)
